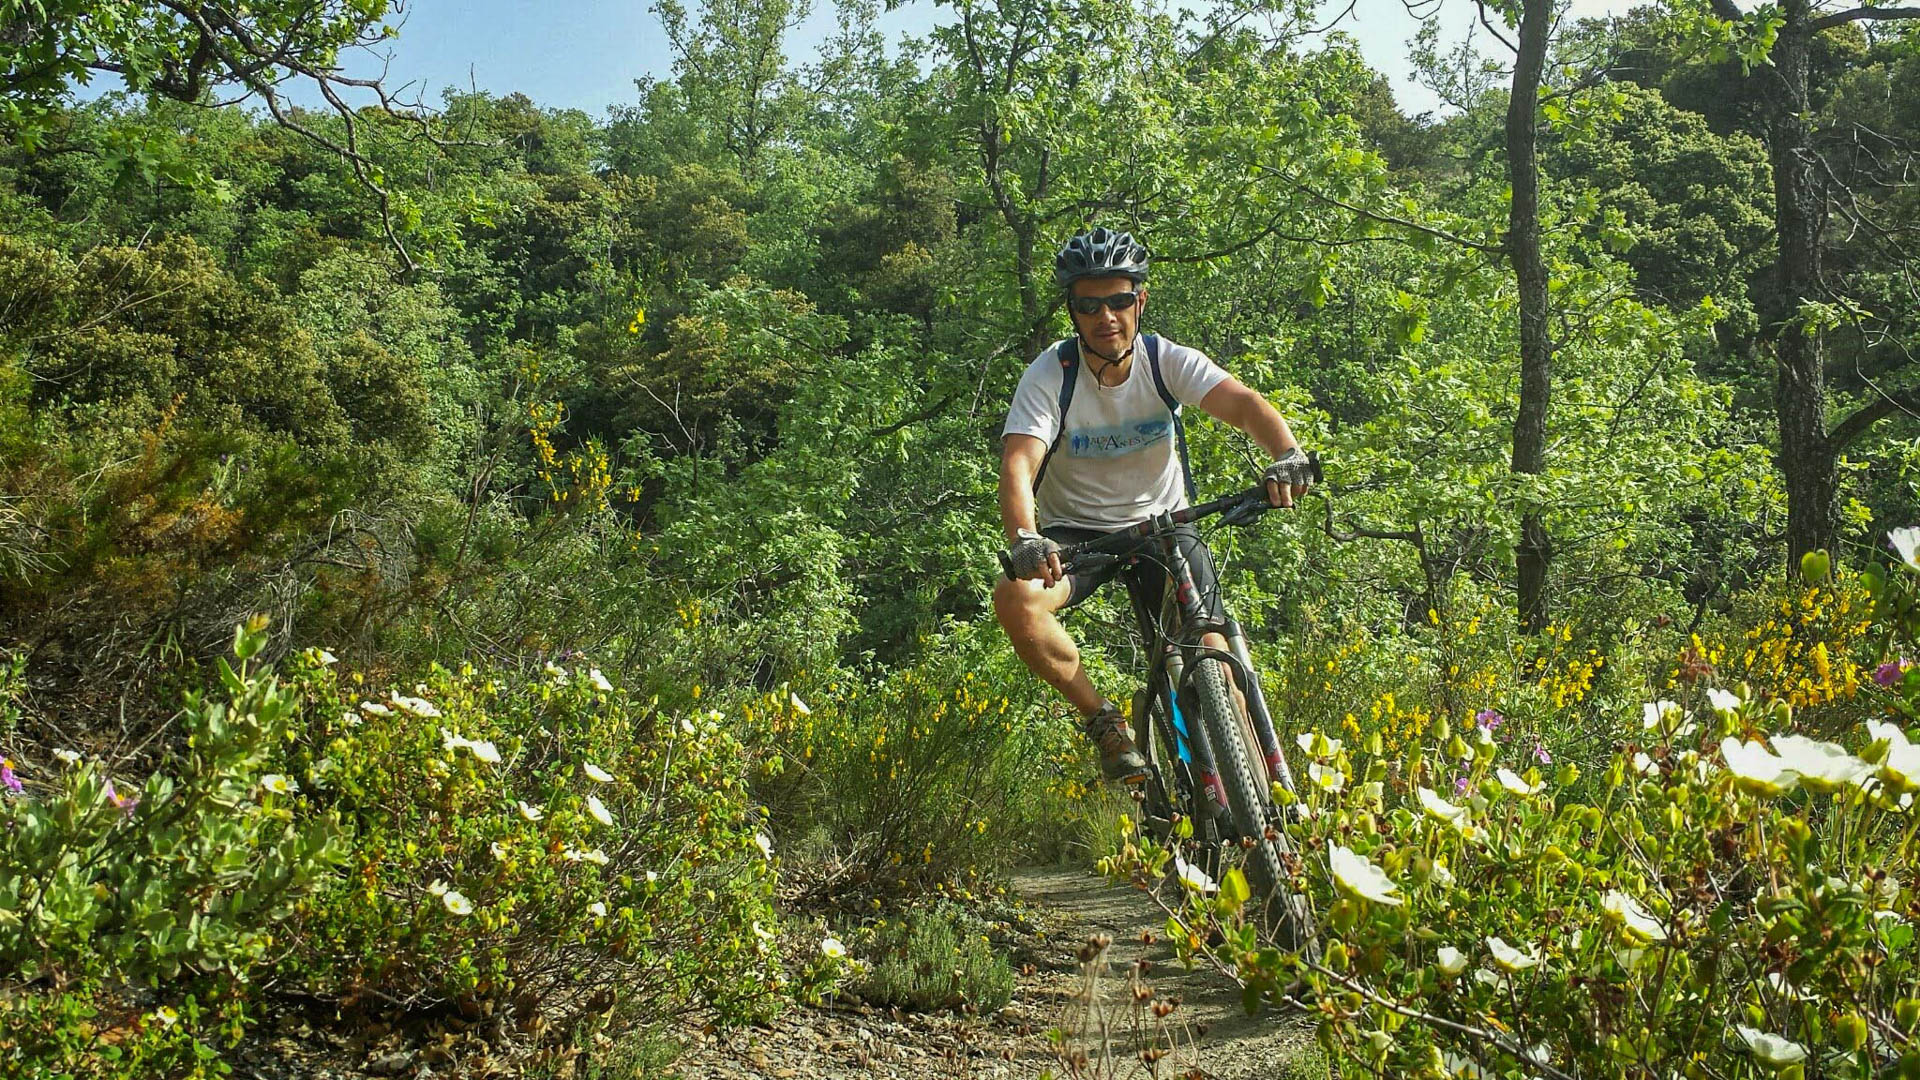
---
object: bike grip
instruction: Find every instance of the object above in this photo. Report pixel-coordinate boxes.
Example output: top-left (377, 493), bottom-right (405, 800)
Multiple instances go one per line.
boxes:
top-left (997, 548), bottom-right (1016, 580)
top-left (1308, 450), bottom-right (1323, 485)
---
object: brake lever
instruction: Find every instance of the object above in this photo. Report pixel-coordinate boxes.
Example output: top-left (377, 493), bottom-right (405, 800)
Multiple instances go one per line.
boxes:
top-left (1066, 552), bottom-right (1121, 575)
top-left (1221, 493), bottom-right (1267, 527)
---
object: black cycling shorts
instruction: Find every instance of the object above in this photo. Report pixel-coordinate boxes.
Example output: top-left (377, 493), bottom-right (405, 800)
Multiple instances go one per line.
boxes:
top-left (1041, 522), bottom-right (1226, 635)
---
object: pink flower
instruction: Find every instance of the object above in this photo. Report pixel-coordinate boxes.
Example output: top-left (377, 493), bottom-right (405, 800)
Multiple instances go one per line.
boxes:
top-left (1475, 709), bottom-right (1505, 731)
top-left (1453, 772), bottom-right (1470, 796)
top-left (1878, 660), bottom-right (1912, 689)
top-left (0, 759), bottom-right (19, 795)
top-left (1531, 741), bottom-right (1553, 765)
top-left (104, 780), bottom-right (138, 817)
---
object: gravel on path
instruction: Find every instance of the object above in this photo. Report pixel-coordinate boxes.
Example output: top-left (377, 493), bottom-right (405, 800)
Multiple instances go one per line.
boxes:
top-left (671, 866), bottom-right (1321, 1080)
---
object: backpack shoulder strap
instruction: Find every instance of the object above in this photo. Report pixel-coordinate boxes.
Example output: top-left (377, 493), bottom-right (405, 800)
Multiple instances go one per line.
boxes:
top-left (1145, 334), bottom-right (1196, 501)
top-left (1032, 338), bottom-right (1078, 493)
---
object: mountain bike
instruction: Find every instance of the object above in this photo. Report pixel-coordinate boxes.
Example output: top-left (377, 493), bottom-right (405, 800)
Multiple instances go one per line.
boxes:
top-left (1001, 458), bottom-right (1321, 952)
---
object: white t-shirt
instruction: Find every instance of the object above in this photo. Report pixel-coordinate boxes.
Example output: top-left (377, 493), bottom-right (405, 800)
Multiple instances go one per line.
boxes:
top-left (1002, 335), bottom-right (1231, 530)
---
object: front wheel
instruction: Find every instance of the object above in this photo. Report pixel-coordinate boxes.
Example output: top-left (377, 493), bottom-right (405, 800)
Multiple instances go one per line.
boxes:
top-left (1189, 656), bottom-right (1317, 956)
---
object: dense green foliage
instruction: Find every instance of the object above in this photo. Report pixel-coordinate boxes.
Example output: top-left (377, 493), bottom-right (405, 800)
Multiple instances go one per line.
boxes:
top-left (1, 0), bottom-right (1918, 1074)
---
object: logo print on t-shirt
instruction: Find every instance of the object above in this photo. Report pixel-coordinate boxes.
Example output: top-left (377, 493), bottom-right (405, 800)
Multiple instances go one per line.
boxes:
top-left (1068, 419), bottom-right (1171, 458)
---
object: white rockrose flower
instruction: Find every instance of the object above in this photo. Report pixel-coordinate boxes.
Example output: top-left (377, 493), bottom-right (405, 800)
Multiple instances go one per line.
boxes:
top-left (1329, 843), bottom-right (1403, 907)
top-left (1496, 767), bottom-right (1541, 795)
top-left (1417, 787), bottom-right (1478, 838)
top-left (1173, 856), bottom-right (1217, 895)
top-left (1601, 890), bottom-right (1667, 942)
top-left (585, 795), bottom-right (614, 827)
top-left (1436, 945), bottom-right (1468, 976)
top-left (392, 694), bottom-right (441, 718)
top-left (583, 761), bottom-right (614, 783)
top-left (441, 889), bottom-right (473, 916)
top-left (1868, 720), bottom-right (1920, 793)
top-left (1486, 936), bottom-right (1541, 973)
top-left (589, 668), bottom-right (613, 692)
top-left (1296, 732), bottom-right (1342, 758)
top-left (1770, 734), bottom-right (1872, 791)
top-left (517, 800), bottom-right (545, 822)
top-left (1721, 737), bottom-right (1800, 796)
top-left (1308, 761), bottom-right (1345, 792)
top-left (821, 936), bottom-right (848, 959)
top-left (1735, 1025), bottom-right (1807, 1067)
top-left (1890, 526), bottom-right (1920, 571)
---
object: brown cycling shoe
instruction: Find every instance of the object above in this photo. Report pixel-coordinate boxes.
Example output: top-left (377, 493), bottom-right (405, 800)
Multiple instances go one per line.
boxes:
top-left (1084, 704), bottom-right (1148, 782)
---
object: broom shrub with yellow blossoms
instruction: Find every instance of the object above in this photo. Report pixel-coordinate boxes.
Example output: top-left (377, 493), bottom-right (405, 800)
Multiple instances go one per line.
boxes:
top-left (746, 619), bottom-right (1092, 887)
top-left (1106, 532), bottom-right (1920, 1079)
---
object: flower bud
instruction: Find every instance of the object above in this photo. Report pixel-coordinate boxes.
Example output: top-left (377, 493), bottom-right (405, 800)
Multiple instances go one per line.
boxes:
top-left (1324, 939), bottom-right (1349, 973)
top-left (1836, 1013), bottom-right (1868, 1051)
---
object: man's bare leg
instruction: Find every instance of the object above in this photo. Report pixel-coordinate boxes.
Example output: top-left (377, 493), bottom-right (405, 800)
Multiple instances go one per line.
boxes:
top-left (992, 574), bottom-right (1103, 716)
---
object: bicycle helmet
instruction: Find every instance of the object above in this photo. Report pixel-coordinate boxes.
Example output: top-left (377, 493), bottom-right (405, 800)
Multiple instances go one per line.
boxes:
top-left (1054, 227), bottom-right (1149, 290)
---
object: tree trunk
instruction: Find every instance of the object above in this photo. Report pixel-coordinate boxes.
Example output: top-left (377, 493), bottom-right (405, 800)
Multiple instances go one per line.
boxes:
top-left (1014, 223), bottom-right (1049, 359)
top-left (1507, 0), bottom-right (1554, 634)
top-left (1762, 3), bottom-right (1838, 570)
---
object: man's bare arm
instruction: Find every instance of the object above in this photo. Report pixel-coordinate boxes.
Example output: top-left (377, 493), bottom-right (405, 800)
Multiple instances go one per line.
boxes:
top-left (1198, 378), bottom-right (1307, 507)
top-left (999, 434), bottom-right (1048, 543)
top-left (1198, 377), bottom-right (1299, 459)
top-left (998, 434), bottom-right (1065, 583)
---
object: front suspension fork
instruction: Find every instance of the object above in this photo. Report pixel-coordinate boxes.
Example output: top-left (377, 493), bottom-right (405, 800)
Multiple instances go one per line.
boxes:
top-left (1222, 618), bottom-right (1295, 794)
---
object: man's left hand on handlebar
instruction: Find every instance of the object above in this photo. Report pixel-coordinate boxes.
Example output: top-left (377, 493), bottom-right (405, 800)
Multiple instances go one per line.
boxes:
top-left (1006, 528), bottom-right (1065, 585)
top-left (1261, 447), bottom-right (1314, 508)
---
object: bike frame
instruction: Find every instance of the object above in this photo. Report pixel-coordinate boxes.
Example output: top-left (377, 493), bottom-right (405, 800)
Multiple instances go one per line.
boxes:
top-left (1046, 483), bottom-right (1309, 835)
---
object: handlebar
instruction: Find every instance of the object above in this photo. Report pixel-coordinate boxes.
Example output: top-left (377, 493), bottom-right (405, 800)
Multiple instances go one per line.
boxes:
top-left (997, 452), bottom-right (1322, 580)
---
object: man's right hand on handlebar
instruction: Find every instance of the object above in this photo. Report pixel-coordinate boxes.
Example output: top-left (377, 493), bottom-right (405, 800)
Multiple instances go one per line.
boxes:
top-left (1261, 446), bottom-right (1315, 509)
top-left (1006, 528), bottom-right (1064, 585)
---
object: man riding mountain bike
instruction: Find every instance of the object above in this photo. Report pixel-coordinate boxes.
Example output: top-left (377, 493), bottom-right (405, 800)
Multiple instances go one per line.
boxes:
top-left (994, 227), bottom-right (1315, 781)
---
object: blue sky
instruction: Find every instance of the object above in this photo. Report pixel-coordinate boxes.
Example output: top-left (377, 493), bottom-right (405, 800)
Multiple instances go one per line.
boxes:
top-left (124, 0), bottom-right (1628, 120)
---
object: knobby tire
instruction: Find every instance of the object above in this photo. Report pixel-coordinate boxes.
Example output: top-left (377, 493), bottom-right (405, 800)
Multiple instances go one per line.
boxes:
top-left (1190, 657), bottom-right (1317, 955)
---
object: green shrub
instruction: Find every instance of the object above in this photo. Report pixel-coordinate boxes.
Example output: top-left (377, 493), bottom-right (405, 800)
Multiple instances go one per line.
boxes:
top-left (0, 618), bottom-right (343, 1073)
top-left (0, 984), bottom-right (234, 1080)
top-left (853, 903), bottom-right (1013, 1013)
top-left (0, 619), bottom-right (342, 983)
top-left (281, 654), bottom-right (783, 1026)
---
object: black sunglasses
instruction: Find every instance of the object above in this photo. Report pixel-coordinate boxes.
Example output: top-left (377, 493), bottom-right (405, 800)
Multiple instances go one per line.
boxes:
top-left (1068, 290), bottom-right (1140, 316)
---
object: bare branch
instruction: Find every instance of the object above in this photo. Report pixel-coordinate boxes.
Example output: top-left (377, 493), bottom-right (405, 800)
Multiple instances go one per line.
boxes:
top-left (1831, 383), bottom-right (1920, 449)
top-left (1810, 5), bottom-right (1920, 30)
top-left (1475, 0), bottom-right (1520, 55)
top-left (1251, 163), bottom-right (1505, 255)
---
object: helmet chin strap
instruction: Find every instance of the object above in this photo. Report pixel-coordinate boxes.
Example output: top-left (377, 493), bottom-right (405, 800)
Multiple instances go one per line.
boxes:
top-left (1076, 331), bottom-right (1135, 381)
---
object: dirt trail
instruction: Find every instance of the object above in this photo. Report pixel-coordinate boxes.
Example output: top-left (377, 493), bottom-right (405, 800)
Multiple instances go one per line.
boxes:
top-left (673, 867), bottom-right (1319, 1080)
